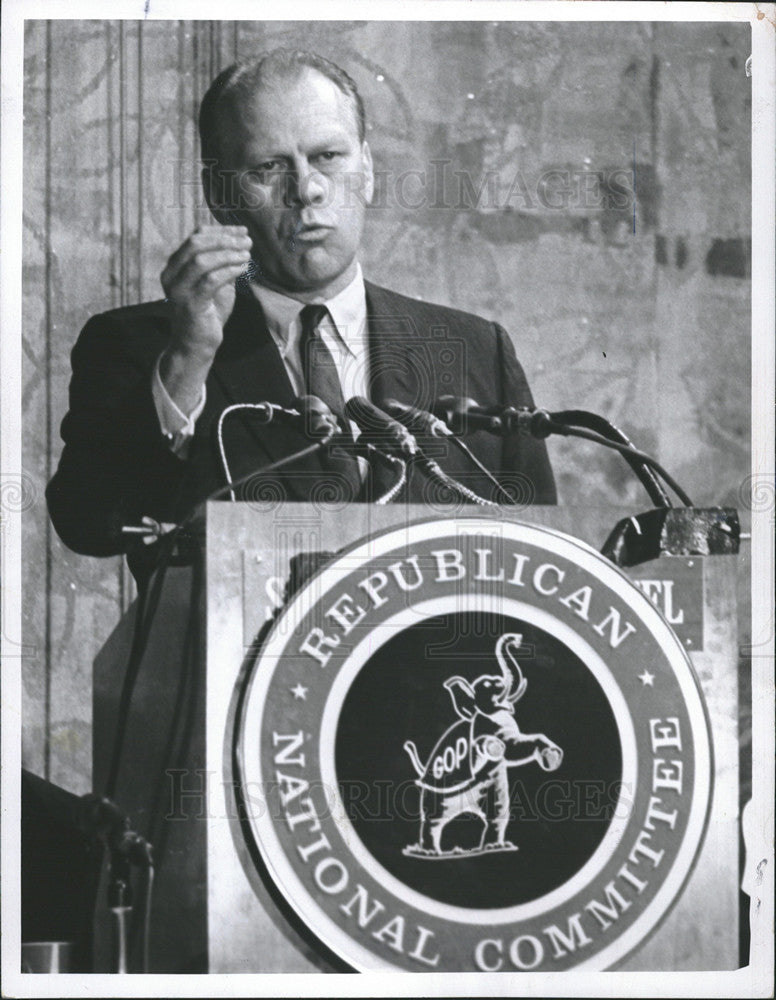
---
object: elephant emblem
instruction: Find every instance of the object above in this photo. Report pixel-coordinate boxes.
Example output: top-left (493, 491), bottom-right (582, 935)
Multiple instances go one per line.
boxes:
top-left (403, 633), bottom-right (563, 858)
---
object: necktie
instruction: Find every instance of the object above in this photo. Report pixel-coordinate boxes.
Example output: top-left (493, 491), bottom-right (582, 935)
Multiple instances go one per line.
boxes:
top-left (298, 304), bottom-right (347, 422)
top-left (298, 304), bottom-right (360, 500)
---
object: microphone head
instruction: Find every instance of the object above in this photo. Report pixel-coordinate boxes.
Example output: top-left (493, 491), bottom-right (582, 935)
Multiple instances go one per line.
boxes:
top-left (381, 398), bottom-right (407, 417)
top-left (294, 395), bottom-right (339, 439)
top-left (344, 395), bottom-right (384, 431)
top-left (345, 396), bottom-right (418, 455)
top-left (432, 396), bottom-right (502, 435)
top-left (432, 395), bottom-right (468, 419)
top-left (382, 399), bottom-right (452, 438)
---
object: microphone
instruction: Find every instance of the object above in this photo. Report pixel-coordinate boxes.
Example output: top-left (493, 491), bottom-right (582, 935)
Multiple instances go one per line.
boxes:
top-left (346, 397), bottom-right (500, 507)
top-left (381, 399), bottom-right (453, 438)
top-left (433, 396), bottom-right (553, 438)
top-left (216, 398), bottom-right (337, 501)
top-left (432, 396), bottom-right (502, 434)
top-left (293, 395), bottom-right (340, 440)
top-left (78, 793), bottom-right (153, 866)
top-left (344, 397), bottom-right (419, 457)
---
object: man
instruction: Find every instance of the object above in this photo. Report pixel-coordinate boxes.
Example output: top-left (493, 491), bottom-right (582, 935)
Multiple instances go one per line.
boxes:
top-left (46, 49), bottom-right (556, 581)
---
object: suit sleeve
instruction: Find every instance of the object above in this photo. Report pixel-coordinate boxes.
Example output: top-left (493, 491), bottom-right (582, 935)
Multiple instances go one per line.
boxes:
top-left (494, 324), bottom-right (557, 505)
top-left (45, 313), bottom-right (194, 557)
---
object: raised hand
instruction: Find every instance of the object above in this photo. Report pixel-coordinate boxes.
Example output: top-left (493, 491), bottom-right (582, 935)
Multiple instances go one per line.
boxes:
top-left (159, 225), bottom-right (252, 413)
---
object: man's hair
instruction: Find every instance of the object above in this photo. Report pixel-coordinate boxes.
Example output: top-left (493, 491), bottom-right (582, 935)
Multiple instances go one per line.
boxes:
top-left (199, 48), bottom-right (366, 166)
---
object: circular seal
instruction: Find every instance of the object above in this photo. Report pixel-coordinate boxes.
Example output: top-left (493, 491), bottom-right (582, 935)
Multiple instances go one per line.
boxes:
top-left (234, 517), bottom-right (712, 972)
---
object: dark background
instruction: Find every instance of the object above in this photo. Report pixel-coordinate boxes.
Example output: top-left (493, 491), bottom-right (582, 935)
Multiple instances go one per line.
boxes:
top-left (336, 612), bottom-right (622, 908)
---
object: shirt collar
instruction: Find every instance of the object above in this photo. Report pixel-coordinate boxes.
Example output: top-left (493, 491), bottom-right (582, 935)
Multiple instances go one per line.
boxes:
top-left (249, 264), bottom-right (366, 357)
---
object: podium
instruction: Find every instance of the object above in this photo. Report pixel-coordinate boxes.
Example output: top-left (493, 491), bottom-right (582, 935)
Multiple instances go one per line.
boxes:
top-left (93, 501), bottom-right (740, 973)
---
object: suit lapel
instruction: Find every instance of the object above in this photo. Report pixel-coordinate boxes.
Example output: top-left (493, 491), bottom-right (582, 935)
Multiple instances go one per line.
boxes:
top-left (205, 288), bottom-right (325, 498)
top-left (364, 282), bottom-right (426, 408)
top-left (362, 282), bottom-right (432, 501)
top-left (211, 287), bottom-right (295, 409)
top-left (363, 282), bottom-right (490, 503)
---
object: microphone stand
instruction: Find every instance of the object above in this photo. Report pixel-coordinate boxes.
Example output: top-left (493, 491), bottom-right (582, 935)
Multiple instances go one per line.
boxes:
top-left (438, 398), bottom-right (676, 508)
top-left (206, 434), bottom-right (335, 506)
top-left (107, 834), bottom-right (154, 974)
top-left (78, 793), bottom-right (154, 974)
top-left (539, 418), bottom-right (739, 566)
top-left (108, 853), bottom-right (132, 974)
top-left (539, 417), bottom-right (692, 506)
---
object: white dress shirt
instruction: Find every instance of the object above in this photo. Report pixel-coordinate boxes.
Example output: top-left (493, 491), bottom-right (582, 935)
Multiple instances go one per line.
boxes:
top-left (152, 264), bottom-right (370, 457)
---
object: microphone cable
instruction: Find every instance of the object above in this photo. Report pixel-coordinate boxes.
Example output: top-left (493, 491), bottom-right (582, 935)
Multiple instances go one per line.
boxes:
top-left (447, 437), bottom-right (517, 505)
top-left (140, 539), bottom-right (204, 872)
top-left (207, 411), bottom-right (336, 508)
top-left (353, 441), bottom-right (407, 504)
top-left (104, 530), bottom-right (178, 799)
top-left (215, 401), bottom-right (319, 501)
top-left (549, 422), bottom-right (694, 507)
top-left (107, 398), bottom-right (336, 796)
top-left (416, 455), bottom-right (499, 506)
top-left (124, 538), bottom-right (204, 966)
top-left (514, 404), bottom-right (692, 505)
top-left (549, 409), bottom-right (672, 508)
top-left (110, 508), bottom-right (204, 965)
top-left (141, 862), bottom-right (155, 974)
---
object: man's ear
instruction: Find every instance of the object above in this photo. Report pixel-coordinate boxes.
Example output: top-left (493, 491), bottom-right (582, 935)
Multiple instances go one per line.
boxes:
top-left (361, 140), bottom-right (374, 205)
top-left (202, 164), bottom-right (237, 225)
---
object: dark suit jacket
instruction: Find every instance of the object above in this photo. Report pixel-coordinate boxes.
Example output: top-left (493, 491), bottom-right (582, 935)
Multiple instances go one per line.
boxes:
top-left (46, 281), bottom-right (556, 576)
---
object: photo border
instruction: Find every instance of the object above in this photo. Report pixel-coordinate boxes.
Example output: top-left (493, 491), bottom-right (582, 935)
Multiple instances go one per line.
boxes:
top-left (1, 2), bottom-right (773, 996)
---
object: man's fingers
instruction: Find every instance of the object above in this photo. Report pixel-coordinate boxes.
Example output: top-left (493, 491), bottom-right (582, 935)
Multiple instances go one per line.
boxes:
top-left (163, 230), bottom-right (251, 280)
top-left (162, 226), bottom-right (251, 283)
top-left (177, 246), bottom-right (251, 279)
top-left (163, 247), bottom-right (251, 296)
top-left (189, 261), bottom-right (249, 297)
top-left (191, 223), bottom-right (249, 242)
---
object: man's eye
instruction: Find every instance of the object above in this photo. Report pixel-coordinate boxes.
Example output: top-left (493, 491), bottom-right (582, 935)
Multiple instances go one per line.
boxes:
top-left (315, 151), bottom-right (341, 164)
top-left (248, 161), bottom-right (284, 181)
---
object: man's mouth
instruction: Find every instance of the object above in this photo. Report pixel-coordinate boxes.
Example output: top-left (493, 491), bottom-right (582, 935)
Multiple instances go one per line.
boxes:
top-left (290, 223), bottom-right (333, 244)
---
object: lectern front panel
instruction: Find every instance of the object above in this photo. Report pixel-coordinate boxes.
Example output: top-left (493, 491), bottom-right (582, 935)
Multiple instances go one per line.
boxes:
top-left (204, 504), bottom-right (737, 973)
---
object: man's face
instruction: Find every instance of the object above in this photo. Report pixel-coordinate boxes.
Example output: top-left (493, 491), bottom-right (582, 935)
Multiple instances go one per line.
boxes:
top-left (212, 68), bottom-right (374, 300)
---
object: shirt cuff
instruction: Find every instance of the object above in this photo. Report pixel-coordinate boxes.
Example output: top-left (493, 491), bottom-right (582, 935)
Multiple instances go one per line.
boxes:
top-left (152, 353), bottom-right (207, 456)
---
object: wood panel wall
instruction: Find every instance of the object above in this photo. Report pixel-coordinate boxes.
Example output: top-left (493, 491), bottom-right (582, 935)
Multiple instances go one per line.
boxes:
top-left (21, 19), bottom-right (752, 793)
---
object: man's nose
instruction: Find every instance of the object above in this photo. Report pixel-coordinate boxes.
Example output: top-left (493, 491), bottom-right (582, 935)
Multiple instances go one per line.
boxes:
top-left (284, 162), bottom-right (327, 207)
